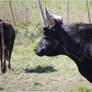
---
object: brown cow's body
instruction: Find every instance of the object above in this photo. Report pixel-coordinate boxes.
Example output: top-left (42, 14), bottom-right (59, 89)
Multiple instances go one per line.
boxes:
top-left (0, 21), bottom-right (15, 73)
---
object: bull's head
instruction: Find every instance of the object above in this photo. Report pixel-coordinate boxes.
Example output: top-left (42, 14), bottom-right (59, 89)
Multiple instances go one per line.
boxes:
top-left (35, 0), bottom-right (66, 56)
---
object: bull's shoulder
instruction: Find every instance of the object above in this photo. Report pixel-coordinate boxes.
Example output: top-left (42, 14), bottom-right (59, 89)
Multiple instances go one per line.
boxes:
top-left (78, 23), bottom-right (92, 30)
top-left (63, 23), bottom-right (92, 32)
top-left (78, 23), bottom-right (92, 43)
top-left (62, 23), bottom-right (79, 32)
top-left (63, 23), bottom-right (92, 43)
top-left (63, 23), bottom-right (92, 57)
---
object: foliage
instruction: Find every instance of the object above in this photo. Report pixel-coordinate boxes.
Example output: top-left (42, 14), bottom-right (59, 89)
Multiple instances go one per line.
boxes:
top-left (0, 44), bottom-right (91, 92)
top-left (0, 0), bottom-right (91, 46)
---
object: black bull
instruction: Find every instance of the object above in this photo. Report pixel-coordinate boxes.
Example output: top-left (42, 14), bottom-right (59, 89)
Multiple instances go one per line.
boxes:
top-left (0, 21), bottom-right (15, 73)
top-left (35, 1), bottom-right (92, 83)
top-left (35, 22), bottom-right (92, 83)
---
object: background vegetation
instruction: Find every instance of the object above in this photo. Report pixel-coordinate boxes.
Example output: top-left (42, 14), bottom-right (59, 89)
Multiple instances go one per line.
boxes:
top-left (0, 0), bottom-right (92, 92)
top-left (0, 0), bottom-right (92, 45)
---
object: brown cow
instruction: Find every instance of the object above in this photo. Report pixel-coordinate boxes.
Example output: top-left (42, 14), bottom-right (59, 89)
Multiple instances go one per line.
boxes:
top-left (0, 20), bottom-right (15, 73)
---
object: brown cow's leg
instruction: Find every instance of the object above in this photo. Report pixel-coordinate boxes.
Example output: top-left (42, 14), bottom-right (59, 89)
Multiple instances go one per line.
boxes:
top-left (1, 58), bottom-right (6, 73)
top-left (8, 57), bottom-right (11, 69)
top-left (1, 58), bottom-right (3, 73)
top-left (7, 47), bottom-right (12, 69)
top-left (7, 50), bottom-right (10, 69)
top-left (2, 60), bottom-right (6, 73)
top-left (8, 57), bottom-right (14, 71)
top-left (8, 38), bottom-right (15, 70)
top-left (8, 49), bottom-right (14, 70)
top-left (8, 53), bottom-right (14, 71)
top-left (8, 62), bottom-right (11, 69)
top-left (1, 52), bottom-right (6, 73)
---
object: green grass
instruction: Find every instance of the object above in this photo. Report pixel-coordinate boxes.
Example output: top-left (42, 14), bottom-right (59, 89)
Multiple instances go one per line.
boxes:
top-left (0, 43), bottom-right (92, 92)
top-left (70, 85), bottom-right (91, 92)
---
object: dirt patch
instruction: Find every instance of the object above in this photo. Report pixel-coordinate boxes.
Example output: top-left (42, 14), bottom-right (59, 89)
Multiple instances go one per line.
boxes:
top-left (0, 74), bottom-right (88, 90)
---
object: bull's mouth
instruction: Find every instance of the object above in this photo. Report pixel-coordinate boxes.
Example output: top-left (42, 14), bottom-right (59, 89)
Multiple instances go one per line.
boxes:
top-left (36, 53), bottom-right (44, 56)
top-left (35, 50), bottom-right (59, 57)
top-left (35, 50), bottom-right (44, 56)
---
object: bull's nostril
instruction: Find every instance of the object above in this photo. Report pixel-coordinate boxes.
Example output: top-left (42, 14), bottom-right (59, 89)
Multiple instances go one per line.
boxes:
top-left (41, 48), bottom-right (45, 52)
top-left (34, 47), bottom-right (45, 56)
top-left (34, 48), bottom-right (36, 51)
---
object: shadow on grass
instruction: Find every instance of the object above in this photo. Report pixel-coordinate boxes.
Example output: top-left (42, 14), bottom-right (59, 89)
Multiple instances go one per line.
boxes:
top-left (0, 86), bottom-right (4, 91)
top-left (24, 66), bottom-right (56, 73)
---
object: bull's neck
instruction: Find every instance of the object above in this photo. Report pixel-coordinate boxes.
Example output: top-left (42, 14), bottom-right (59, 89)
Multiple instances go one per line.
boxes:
top-left (59, 27), bottom-right (88, 65)
top-left (58, 25), bottom-right (92, 83)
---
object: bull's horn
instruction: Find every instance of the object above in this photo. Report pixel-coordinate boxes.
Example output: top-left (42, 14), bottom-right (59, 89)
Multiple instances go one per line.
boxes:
top-left (45, 7), bottom-right (55, 28)
top-left (38, 0), bottom-right (47, 27)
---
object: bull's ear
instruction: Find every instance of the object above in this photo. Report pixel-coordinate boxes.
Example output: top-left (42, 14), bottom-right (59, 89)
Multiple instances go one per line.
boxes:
top-left (45, 7), bottom-right (55, 28)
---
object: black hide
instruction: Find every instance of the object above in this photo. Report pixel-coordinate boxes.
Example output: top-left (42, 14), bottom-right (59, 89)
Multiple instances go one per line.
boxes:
top-left (35, 22), bottom-right (92, 83)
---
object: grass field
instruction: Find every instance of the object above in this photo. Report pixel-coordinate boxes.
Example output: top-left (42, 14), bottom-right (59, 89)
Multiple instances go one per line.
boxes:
top-left (0, 43), bottom-right (92, 92)
top-left (0, 0), bottom-right (92, 92)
